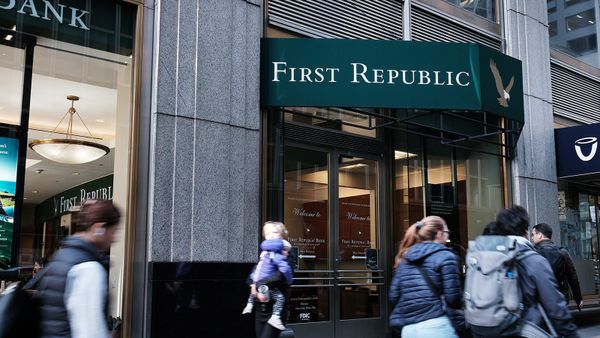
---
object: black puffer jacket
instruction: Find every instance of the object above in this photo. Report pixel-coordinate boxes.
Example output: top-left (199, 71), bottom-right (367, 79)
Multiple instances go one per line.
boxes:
top-left (389, 242), bottom-right (461, 331)
top-left (37, 236), bottom-right (107, 338)
top-left (514, 237), bottom-right (580, 338)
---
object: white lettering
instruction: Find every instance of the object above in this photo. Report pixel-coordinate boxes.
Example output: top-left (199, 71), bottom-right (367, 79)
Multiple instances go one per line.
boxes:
top-left (69, 7), bottom-right (89, 30)
top-left (272, 61), bottom-right (287, 82)
top-left (456, 71), bottom-right (471, 87)
top-left (17, 0), bottom-right (40, 18)
top-left (373, 69), bottom-right (384, 84)
top-left (418, 70), bottom-right (431, 85)
top-left (300, 67), bottom-right (312, 82)
top-left (313, 68), bottom-right (325, 83)
top-left (325, 68), bottom-right (339, 82)
top-left (387, 69), bottom-right (399, 84)
top-left (433, 71), bottom-right (446, 85)
top-left (401, 70), bottom-right (416, 85)
top-left (42, 0), bottom-right (65, 23)
top-left (351, 63), bottom-right (371, 83)
top-left (0, 0), bottom-right (15, 10)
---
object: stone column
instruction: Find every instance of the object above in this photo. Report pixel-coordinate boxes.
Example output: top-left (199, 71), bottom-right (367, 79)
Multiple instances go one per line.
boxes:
top-left (149, 0), bottom-right (262, 263)
top-left (503, 1), bottom-right (559, 239)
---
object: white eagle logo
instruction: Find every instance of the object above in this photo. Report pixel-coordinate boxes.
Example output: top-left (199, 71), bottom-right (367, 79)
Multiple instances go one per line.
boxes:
top-left (490, 59), bottom-right (515, 108)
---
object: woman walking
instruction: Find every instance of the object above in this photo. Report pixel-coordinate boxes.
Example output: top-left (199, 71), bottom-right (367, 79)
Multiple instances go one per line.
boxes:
top-left (389, 216), bottom-right (462, 338)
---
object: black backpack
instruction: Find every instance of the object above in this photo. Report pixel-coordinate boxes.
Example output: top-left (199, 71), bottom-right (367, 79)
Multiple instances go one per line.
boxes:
top-left (536, 243), bottom-right (567, 291)
top-left (0, 271), bottom-right (45, 338)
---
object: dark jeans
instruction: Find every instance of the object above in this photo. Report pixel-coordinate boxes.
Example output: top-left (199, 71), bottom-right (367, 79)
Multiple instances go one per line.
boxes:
top-left (255, 302), bottom-right (282, 338)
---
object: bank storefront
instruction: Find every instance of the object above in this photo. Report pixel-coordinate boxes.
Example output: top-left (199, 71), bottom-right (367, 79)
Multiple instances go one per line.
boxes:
top-left (261, 38), bottom-right (523, 338)
top-left (555, 123), bottom-right (600, 304)
top-left (0, 0), bottom-right (142, 335)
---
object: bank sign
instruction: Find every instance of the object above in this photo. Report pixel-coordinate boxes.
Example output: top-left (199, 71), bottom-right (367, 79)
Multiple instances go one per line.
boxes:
top-left (555, 123), bottom-right (600, 178)
top-left (261, 38), bottom-right (524, 122)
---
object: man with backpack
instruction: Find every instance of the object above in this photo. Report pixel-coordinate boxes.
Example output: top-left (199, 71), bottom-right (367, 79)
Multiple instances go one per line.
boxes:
top-left (464, 206), bottom-right (579, 338)
top-left (532, 223), bottom-right (583, 310)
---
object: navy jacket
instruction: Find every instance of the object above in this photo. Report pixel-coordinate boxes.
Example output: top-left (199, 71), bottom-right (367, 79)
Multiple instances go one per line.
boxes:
top-left (389, 242), bottom-right (461, 330)
top-left (514, 238), bottom-right (579, 338)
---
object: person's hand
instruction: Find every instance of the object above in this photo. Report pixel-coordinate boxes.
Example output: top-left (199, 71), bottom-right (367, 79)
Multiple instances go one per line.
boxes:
top-left (256, 292), bottom-right (268, 302)
top-left (577, 300), bottom-right (583, 311)
top-left (250, 284), bottom-right (258, 297)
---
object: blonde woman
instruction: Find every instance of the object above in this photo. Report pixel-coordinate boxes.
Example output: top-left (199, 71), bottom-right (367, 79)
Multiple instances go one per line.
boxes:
top-left (389, 216), bottom-right (462, 338)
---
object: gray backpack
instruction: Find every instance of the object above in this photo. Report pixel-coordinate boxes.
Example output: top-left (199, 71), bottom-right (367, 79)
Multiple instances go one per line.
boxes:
top-left (464, 236), bottom-right (535, 337)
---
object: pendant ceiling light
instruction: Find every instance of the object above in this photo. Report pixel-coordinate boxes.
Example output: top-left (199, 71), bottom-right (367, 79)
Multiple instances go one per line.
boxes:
top-left (29, 95), bottom-right (109, 164)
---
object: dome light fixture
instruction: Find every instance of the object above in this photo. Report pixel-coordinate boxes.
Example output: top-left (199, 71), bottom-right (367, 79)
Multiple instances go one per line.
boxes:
top-left (29, 95), bottom-right (109, 164)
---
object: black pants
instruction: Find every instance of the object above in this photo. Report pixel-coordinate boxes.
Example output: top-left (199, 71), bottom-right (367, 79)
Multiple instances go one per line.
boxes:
top-left (255, 302), bottom-right (282, 338)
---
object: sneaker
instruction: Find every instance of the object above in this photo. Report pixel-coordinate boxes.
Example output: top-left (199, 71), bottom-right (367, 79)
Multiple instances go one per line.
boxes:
top-left (267, 315), bottom-right (285, 330)
top-left (242, 303), bottom-right (253, 315)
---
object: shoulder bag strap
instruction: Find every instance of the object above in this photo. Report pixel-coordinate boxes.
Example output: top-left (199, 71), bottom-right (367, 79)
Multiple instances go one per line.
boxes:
top-left (411, 262), bottom-right (441, 299)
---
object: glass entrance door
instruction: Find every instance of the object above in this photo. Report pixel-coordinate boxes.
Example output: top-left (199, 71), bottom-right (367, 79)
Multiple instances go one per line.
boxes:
top-left (283, 145), bottom-right (384, 338)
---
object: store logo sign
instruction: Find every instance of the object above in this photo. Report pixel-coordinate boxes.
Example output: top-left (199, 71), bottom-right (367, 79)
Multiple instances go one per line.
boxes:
top-left (574, 137), bottom-right (598, 162)
top-left (490, 59), bottom-right (515, 108)
top-left (0, 0), bottom-right (90, 30)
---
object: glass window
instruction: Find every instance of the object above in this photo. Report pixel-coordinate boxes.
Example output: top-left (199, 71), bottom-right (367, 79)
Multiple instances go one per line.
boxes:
top-left (566, 0), bottom-right (591, 7)
top-left (565, 9), bottom-right (596, 31)
top-left (548, 0), bottom-right (600, 68)
top-left (442, 0), bottom-right (497, 22)
top-left (0, 0), bottom-right (138, 331)
top-left (284, 107), bottom-right (379, 138)
top-left (558, 181), bottom-right (600, 297)
top-left (567, 34), bottom-right (598, 54)
top-left (549, 21), bottom-right (558, 37)
top-left (548, 0), bottom-right (557, 14)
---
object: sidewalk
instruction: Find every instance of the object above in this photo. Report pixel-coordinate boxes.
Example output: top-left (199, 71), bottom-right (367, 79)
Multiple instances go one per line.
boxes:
top-left (580, 324), bottom-right (600, 338)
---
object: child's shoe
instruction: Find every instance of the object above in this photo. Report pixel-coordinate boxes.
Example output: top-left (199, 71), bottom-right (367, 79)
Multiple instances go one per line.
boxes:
top-left (267, 315), bottom-right (285, 330)
top-left (242, 303), bottom-right (253, 314)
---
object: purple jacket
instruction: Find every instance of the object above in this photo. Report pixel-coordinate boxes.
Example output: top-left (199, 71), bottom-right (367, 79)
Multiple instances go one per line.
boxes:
top-left (250, 239), bottom-right (293, 285)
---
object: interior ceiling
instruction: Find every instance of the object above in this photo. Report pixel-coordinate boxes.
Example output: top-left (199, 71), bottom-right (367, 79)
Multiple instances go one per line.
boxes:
top-left (0, 38), bottom-right (130, 206)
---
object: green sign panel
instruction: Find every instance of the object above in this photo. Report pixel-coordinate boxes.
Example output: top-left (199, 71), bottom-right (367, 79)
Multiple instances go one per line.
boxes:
top-left (261, 38), bottom-right (524, 122)
top-left (35, 174), bottom-right (113, 225)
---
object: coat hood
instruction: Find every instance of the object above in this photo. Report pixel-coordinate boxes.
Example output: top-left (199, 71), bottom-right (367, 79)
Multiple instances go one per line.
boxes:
top-left (404, 242), bottom-right (449, 263)
top-left (261, 238), bottom-right (284, 252)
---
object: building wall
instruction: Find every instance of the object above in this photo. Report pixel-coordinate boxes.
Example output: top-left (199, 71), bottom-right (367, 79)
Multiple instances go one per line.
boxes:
top-left (505, 2), bottom-right (561, 238)
top-left (148, 0), bottom-right (262, 263)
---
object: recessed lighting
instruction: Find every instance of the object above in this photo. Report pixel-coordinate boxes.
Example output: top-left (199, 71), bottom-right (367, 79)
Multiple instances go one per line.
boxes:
top-left (11, 25), bottom-right (15, 31)
top-left (589, 20), bottom-right (594, 24)
top-left (23, 197), bottom-right (27, 200)
top-left (32, 190), bottom-right (38, 194)
top-left (95, 119), bottom-right (104, 123)
top-left (72, 172), bottom-right (80, 176)
top-left (576, 14), bottom-right (583, 19)
top-left (5, 35), bottom-right (13, 41)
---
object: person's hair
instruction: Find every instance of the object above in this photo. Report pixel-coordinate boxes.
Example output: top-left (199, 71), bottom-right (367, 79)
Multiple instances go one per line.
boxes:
top-left (533, 223), bottom-right (553, 239)
top-left (482, 221), bottom-right (497, 235)
top-left (495, 205), bottom-right (529, 236)
top-left (263, 221), bottom-right (288, 238)
top-left (73, 200), bottom-right (120, 233)
top-left (394, 216), bottom-right (446, 268)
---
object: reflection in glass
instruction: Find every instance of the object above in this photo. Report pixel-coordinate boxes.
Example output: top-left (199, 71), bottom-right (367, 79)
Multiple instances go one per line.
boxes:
top-left (558, 182), bottom-right (600, 297)
top-left (442, 0), bottom-right (497, 22)
top-left (338, 156), bottom-right (380, 320)
top-left (548, 0), bottom-right (600, 68)
top-left (284, 146), bottom-right (330, 323)
top-left (284, 107), bottom-right (378, 138)
top-left (0, 44), bottom-right (24, 126)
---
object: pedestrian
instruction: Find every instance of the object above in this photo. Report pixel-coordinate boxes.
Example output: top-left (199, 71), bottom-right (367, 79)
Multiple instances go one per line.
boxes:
top-left (244, 221), bottom-right (293, 338)
top-left (493, 206), bottom-right (579, 337)
top-left (37, 199), bottom-right (120, 338)
top-left (389, 216), bottom-right (462, 338)
top-left (531, 222), bottom-right (583, 310)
